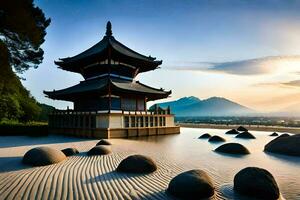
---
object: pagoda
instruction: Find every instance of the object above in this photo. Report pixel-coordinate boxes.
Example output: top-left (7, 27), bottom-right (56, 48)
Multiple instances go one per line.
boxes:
top-left (44, 21), bottom-right (180, 138)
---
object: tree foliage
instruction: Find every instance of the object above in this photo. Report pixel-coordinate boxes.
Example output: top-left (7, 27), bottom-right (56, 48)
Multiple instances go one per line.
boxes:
top-left (0, 0), bottom-right (50, 73)
top-left (0, 0), bottom-right (50, 122)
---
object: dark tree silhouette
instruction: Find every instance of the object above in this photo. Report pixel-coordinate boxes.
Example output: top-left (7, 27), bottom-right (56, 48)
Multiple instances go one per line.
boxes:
top-left (0, 0), bottom-right (50, 73)
top-left (0, 0), bottom-right (50, 121)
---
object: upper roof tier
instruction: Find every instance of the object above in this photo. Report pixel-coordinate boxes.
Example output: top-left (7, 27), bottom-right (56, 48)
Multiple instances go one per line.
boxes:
top-left (55, 21), bottom-right (162, 79)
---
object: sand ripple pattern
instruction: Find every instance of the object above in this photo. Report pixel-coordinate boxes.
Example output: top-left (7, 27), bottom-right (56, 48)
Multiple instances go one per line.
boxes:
top-left (0, 151), bottom-right (184, 200)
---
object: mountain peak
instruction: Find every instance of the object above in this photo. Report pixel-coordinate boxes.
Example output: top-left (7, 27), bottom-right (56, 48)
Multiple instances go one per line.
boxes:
top-left (155, 96), bottom-right (255, 117)
top-left (177, 96), bottom-right (200, 102)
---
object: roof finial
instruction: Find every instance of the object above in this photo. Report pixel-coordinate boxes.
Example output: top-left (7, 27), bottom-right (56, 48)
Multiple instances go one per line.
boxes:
top-left (106, 21), bottom-right (112, 36)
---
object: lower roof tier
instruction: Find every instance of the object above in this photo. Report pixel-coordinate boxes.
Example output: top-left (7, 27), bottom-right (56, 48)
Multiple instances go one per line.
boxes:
top-left (43, 77), bottom-right (171, 101)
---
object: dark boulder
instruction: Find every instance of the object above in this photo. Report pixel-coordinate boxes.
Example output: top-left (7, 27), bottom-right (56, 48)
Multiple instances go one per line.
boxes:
top-left (167, 169), bottom-right (215, 199)
top-left (278, 133), bottom-right (290, 138)
top-left (208, 135), bottom-right (226, 142)
top-left (234, 167), bottom-right (280, 199)
top-left (198, 133), bottom-right (211, 139)
top-left (269, 132), bottom-right (278, 136)
top-left (225, 129), bottom-right (240, 135)
top-left (236, 131), bottom-right (256, 139)
top-left (215, 143), bottom-right (250, 155)
top-left (96, 139), bottom-right (112, 146)
top-left (237, 126), bottom-right (248, 132)
top-left (23, 147), bottom-right (66, 166)
top-left (61, 148), bottom-right (79, 156)
top-left (117, 154), bottom-right (157, 173)
top-left (88, 146), bottom-right (111, 156)
top-left (264, 134), bottom-right (300, 157)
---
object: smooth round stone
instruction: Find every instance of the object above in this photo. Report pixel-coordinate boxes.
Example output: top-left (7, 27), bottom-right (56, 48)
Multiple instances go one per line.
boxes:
top-left (237, 126), bottom-right (248, 132)
top-left (235, 131), bottom-right (256, 139)
top-left (215, 143), bottom-right (250, 155)
top-left (198, 133), bottom-right (211, 139)
top-left (116, 154), bottom-right (157, 173)
top-left (278, 133), bottom-right (290, 138)
top-left (61, 148), bottom-right (79, 156)
top-left (264, 134), bottom-right (300, 157)
top-left (269, 132), bottom-right (278, 136)
top-left (96, 139), bottom-right (112, 146)
top-left (88, 146), bottom-right (111, 156)
top-left (167, 169), bottom-right (215, 199)
top-left (208, 135), bottom-right (226, 142)
top-left (234, 167), bottom-right (280, 199)
top-left (23, 146), bottom-right (66, 166)
top-left (225, 129), bottom-right (239, 135)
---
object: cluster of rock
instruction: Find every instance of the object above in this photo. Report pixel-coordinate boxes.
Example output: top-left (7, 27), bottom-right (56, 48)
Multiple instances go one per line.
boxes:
top-left (87, 139), bottom-right (112, 156)
top-left (199, 133), bottom-right (226, 143)
top-left (199, 126), bottom-right (300, 158)
top-left (22, 139), bottom-right (113, 166)
top-left (225, 127), bottom-right (256, 139)
top-left (167, 166), bottom-right (280, 200)
top-left (21, 134), bottom-right (288, 199)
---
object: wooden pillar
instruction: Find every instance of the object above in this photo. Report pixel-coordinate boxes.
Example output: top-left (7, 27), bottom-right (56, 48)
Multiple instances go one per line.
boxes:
top-left (135, 97), bottom-right (138, 114)
top-left (129, 115), bottom-right (131, 128)
top-left (144, 97), bottom-right (147, 111)
top-left (88, 112), bottom-right (92, 128)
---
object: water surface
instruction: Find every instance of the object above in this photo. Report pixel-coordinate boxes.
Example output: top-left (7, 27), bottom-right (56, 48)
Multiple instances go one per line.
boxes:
top-left (120, 128), bottom-right (300, 199)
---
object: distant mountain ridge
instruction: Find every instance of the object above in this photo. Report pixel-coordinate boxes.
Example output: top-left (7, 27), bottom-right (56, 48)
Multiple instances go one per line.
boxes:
top-left (153, 96), bottom-right (255, 117)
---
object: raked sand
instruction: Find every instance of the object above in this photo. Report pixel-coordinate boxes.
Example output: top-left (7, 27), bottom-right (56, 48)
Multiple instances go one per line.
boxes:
top-left (0, 135), bottom-right (189, 200)
top-left (1, 128), bottom-right (300, 199)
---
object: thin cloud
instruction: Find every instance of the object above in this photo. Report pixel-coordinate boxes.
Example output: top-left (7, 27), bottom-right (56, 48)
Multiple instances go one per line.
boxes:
top-left (281, 80), bottom-right (300, 87)
top-left (253, 79), bottom-right (300, 88)
top-left (165, 55), bottom-right (300, 76)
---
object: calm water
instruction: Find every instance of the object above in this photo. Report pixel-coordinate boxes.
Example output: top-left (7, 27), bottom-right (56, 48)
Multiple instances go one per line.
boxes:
top-left (121, 127), bottom-right (300, 200)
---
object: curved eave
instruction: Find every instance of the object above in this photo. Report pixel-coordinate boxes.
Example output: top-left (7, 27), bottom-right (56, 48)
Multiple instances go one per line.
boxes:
top-left (110, 80), bottom-right (171, 100)
top-left (54, 36), bottom-right (162, 71)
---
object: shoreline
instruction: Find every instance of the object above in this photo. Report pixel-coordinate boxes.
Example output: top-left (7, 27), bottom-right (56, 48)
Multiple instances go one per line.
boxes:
top-left (177, 123), bottom-right (300, 134)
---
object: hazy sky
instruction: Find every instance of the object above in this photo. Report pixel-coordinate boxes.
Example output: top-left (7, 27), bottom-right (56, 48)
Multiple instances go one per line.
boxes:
top-left (23, 0), bottom-right (300, 112)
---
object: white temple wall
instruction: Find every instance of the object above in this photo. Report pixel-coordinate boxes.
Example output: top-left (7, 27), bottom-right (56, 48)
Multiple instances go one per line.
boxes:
top-left (165, 116), bottom-right (175, 127)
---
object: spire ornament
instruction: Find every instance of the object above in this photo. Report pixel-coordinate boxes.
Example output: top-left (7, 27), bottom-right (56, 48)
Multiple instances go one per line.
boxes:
top-left (106, 21), bottom-right (112, 36)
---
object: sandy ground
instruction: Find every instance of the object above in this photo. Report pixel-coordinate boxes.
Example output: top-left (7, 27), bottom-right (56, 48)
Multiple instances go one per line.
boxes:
top-left (178, 123), bottom-right (300, 134)
top-left (0, 135), bottom-right (188, 200)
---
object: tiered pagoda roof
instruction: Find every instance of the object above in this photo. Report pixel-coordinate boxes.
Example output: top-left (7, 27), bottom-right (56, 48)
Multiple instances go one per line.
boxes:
top-left (55, 21), bottom-right (162, 79)
top-left (44, 77), bottom-right (171, 101)
top-left (44, 21), bottom-right (171, 102)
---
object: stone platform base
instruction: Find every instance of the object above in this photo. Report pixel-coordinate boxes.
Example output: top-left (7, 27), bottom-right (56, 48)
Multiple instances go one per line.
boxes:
top-left (49, 126), bottom-right (180, 139)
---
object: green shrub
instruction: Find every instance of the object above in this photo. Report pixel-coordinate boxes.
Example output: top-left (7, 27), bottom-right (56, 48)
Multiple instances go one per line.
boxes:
top-left (0, 122), bottom-right (48, 136)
